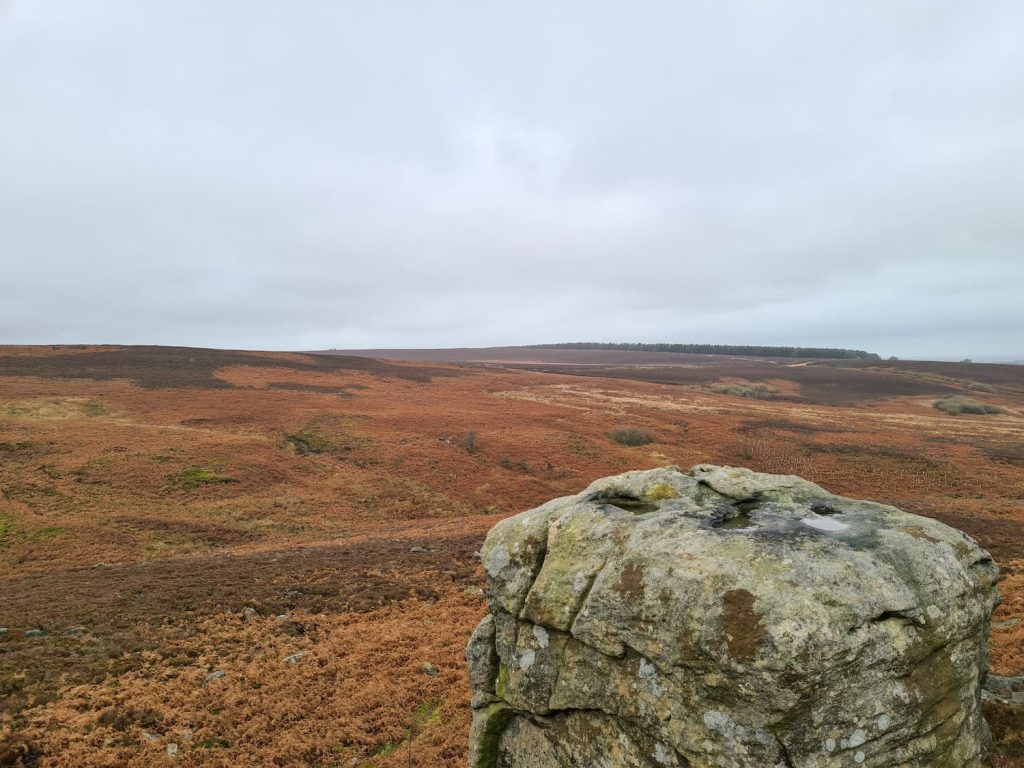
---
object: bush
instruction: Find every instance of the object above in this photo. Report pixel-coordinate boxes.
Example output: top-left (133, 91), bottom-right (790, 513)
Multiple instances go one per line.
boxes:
top-left (965, 381), bottom-right (996, 393)
top-left (934, 396), bottom-right (1004, 416)
top-left (709, 382), bottom-right (779, 400)
top-left (461, 431), bottom-right (478, 454)
top-left (608, 428), bottom-right (654, 446)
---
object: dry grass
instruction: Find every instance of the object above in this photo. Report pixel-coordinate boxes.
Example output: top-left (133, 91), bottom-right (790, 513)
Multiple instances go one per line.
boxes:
top-left (0, 346), bottom-right (1022, 766)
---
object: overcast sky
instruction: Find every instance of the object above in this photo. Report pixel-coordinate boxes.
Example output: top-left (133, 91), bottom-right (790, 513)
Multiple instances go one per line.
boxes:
top-left (1, 2), bottom-right (1022, 360)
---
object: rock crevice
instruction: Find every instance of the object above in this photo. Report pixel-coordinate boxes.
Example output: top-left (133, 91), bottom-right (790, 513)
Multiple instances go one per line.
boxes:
top-left (467, 465), bottom-right (999, 768)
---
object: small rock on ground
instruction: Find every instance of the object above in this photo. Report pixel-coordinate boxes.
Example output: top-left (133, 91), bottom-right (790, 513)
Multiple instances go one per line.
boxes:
top-left (283, 650), bottom-right (308, 665)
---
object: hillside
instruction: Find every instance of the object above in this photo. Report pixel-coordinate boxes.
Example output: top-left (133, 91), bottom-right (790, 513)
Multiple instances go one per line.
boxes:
top-left (1, 345), bottom-right (1022, 766)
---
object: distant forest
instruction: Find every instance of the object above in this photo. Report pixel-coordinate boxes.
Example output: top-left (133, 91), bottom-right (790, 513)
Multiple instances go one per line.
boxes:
top-left (528, 343), bottom-right (880, 360)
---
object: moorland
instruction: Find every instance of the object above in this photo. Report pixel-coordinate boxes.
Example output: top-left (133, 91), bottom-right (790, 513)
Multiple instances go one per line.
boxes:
top-left (1, 345), bottom-right (1022, 766)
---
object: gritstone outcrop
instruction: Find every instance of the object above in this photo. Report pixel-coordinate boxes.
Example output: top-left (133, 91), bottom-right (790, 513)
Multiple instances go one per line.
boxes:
top-left (467, 465), bottom-right (999, 768)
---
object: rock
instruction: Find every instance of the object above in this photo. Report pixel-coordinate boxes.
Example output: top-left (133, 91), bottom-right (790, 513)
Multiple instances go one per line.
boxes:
top-left (409, 546), bottom-right (429, 553)
top-left (25, 629), bottom-right (46, 638)
top-left (464, 585), bottom-right (485, 599)
top-left (283, 650), bottom-right (308, 665)
top-left (993, 617), bottom-right (1020, 630)
top-left (205, 670), bottom-right (225, 682)
top-left (141, 731), bottom-right (158, 742)
top-left (63, 626), bottom-right (87, 637)
top-left (0, 628), bottom-right (8, 634)
top-left (983, 674), bottom-right (1024, 705)
top-left (422, 662), bottom-right (439, 676)
top-left (242, 606), bottom-right (259, 621)
top-left (467, 465), bottom-right (1000, 768)
top-left (166, 743), bottom-right (179, 758)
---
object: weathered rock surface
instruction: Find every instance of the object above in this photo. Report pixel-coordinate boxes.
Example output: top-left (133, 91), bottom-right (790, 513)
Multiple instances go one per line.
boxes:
top-left (467, 465), bottom-right (1000, 768)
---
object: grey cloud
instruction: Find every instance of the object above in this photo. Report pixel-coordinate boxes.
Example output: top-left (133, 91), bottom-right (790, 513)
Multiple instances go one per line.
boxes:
top-left (1, 1), bottom-right (1022, 359)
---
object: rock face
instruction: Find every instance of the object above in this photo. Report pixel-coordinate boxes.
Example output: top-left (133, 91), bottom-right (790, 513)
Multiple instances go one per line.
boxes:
top-left (467, 465), bottom-right (1000, 768)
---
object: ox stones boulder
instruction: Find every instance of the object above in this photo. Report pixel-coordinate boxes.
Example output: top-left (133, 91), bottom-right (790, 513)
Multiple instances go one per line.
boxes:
top-left (467, 465), bottom-right (999, 768)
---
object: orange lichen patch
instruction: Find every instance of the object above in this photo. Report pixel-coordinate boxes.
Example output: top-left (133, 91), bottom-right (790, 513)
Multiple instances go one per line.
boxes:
top-left (722, 588), bottom-right (767, 662)
top-left (898, 526), bottom-right (943, 544)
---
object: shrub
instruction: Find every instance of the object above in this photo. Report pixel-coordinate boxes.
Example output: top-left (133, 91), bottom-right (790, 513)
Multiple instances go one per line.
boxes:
top-left (165, 467), bottom-right (236, 490)
top-left (709, 382), bottom-right (779, 400)
top-left (965, 381), bottom-right (996, 393)
top-left (934, 396), bottom-right (1004, 416)
top-left (461, 431), bottom-right (478, 454)
top-left (608, 428), bottom-right (654, 446)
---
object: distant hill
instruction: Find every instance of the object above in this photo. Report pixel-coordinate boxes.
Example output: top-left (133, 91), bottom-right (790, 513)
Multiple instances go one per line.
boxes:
top-left (528, 342), bottom-right (880, 360)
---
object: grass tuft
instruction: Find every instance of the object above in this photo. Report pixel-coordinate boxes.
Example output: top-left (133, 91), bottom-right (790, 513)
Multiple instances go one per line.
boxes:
top-left (608, 428), bottom-right (655, 446)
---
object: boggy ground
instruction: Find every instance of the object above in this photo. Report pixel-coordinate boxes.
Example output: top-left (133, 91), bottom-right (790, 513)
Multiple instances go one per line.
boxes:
top-left (0, 345), bottom-right (1022, 766)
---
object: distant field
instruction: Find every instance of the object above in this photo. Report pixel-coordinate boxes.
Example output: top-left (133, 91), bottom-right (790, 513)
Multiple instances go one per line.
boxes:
top-left (316, 346), bottom-right (1024, 405)
top-left (1, 345), bottom-right (1023, 766)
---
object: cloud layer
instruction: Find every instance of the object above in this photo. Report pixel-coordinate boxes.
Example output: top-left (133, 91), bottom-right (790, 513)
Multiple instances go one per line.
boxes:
top-left (2, 1), bottom-right (1022, 359)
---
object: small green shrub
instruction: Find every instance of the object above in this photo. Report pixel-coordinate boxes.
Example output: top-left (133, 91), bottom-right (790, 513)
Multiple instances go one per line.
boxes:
top-left (934, 396), bottom-right (1004, 416)
top-left (608, 428), bottom-right (654, 446)
top-left (965, 381), bottom-right (996, 393)
top-left (165, 467), bottom-right (236, 490)
top-left (462, 431), bottom-right (478, 454)
top-left (710, 382), bottom-right (779, 400)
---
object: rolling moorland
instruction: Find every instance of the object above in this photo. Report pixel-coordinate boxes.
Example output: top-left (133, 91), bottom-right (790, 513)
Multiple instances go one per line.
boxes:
top-left (0, 345), bottom-right (1022, 767)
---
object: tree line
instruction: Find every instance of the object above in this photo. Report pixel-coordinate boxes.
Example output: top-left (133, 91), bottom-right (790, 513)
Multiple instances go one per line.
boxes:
top-left (526, 343), bottom-right (880, 360)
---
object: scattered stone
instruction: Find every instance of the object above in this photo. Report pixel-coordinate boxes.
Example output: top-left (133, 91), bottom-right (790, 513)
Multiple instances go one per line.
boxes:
top-left (468, 465), bottom-right (1000, 768)
top-left (64, 626), bottom-right (87, 637)
top-left (994, 617), bottom-right (1020, 630)
top-left (205, 670), bottom-right (225, 682)
top-left (983, 674), bottom-right (1024, 705)
top-left (283, 650), bottom-right (308, 665)
top-left (141, 731), bottom-right (158, 742)
top-left (0, 628), bottom-right (8, 634)
top-left (409, 546), bottom-right (429, 553)
top-left (463, 586), bottom-right (485, 598)
top-left (242, 606), bottom-right (259, 621)
top-left (275, 614), bottom-right (288, 621)
top-left (422, 662), bottom-right (438, 677)
top-left (25, 629), bottom-right (46, 638)
top-left (166, 743), bottom-right (179, 758)
top-left (92, 562), bottom-right (108, 569)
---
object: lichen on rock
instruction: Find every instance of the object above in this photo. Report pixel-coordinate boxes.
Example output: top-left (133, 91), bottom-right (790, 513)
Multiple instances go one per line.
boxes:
top-left (467, 465), bottom-right (1000, 768)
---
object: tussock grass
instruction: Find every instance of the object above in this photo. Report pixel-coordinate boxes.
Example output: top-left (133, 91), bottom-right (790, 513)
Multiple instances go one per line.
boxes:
top-left (934, 396), bottom-right (1004, 416)
top-left (608, 428), bottom-right (655, 446)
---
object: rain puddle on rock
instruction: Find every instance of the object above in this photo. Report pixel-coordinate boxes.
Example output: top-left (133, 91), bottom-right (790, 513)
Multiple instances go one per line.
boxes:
top-left (801, 516), bottom-right (848, 532)
top-left (600, 497), bottom-right (661, 514)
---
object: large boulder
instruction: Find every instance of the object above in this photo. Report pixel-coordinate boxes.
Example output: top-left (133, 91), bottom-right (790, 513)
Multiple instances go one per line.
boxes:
top-left (467, 465), bottom-right (999, 768)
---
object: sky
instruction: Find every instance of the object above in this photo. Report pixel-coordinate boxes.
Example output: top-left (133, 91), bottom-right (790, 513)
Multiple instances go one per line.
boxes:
top-left (1, 1), bottom-right (1022, 361)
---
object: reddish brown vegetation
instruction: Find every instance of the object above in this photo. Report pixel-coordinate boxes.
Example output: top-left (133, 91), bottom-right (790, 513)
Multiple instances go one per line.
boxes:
top-left (0, 345), bottom-right (1022, 766)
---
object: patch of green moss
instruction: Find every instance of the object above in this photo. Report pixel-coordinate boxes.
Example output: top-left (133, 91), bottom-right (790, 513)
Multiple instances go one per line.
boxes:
top-left (413, 699), bottom-right (442, 729)
top-left (164, 467), bottom-right (237, 491)
top-left (198, 737), bottom-right (231, 749)
top-left (495, 664), bottom-right (509, 699)
top-left (471, 703), bottom-right (514, 768)
top-left (0, 513), bottom-right (14, 549)
top-left (645, 483), bottom-right (680, 501)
